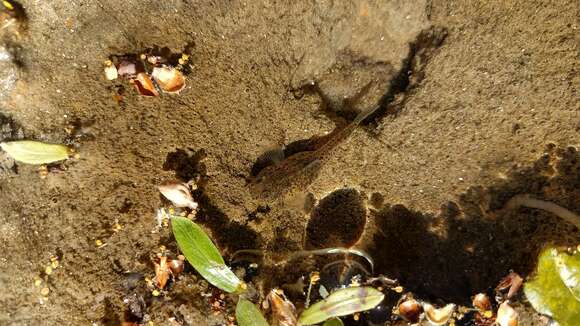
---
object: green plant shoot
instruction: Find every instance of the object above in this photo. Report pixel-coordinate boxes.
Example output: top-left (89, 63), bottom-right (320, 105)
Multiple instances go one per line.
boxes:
top-left (298, 286), bottom-right (384, 325)
top-left (0, 140), bottom-right (71, 164)
top-left (524, 246), bottom-right (580, 326)
top-left (171, 216), bottom-right (245, 293)
top-left (236, 299), bottom-right (268, 326)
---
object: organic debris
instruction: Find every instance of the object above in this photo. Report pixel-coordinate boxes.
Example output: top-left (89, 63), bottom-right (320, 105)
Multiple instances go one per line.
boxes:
top-left (496, 302), bottom-right (518, 326)
top-left (158, 181), bottom-right (198, 210)
top-left (153, 254), bottom-right (185, 290)
top-left (495, 272), bottom-right (523, 301)
top-left (151, 66), bottom-right (185, 93)
top-left (104, 50), bottom-right (190, 97)
top-left (266, 288), bottom-right (297, 326)
top-left (423, 303), bottom-right (456, 326)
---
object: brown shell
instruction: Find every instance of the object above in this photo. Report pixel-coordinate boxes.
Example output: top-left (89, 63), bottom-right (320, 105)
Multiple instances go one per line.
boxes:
top-left (398, 298), bottom-right (422, 323)
top-left (151, 67), bottom-right (185, 93)
top-left (132, 73), bottom-right (159, 97)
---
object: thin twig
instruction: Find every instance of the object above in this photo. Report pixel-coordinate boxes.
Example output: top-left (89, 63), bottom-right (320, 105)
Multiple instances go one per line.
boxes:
top-left (504, 194), bottom-right (580, 229)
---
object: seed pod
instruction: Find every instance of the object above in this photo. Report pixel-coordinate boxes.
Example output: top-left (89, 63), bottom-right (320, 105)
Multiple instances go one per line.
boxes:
top-left (158, 182), bottom-right (198, 209)
top-left (423, 303), bottom-right (456, 326)
top-left (151, 67), bottom-right (186, 94)
top-left (132, 72), bottom-right (159, 97)
top-left (472, 293), bottom-right (492, 312)
top-left (169, 255), bottom-right (185, 275)
top-left (496, 302), bottom-right (518, 326)
top-left (397, 298), bottom-right (421, 323)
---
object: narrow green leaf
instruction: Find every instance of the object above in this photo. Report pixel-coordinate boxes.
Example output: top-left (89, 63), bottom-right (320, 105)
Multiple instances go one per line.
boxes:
top-left (236, 299), bottom-right (268, 326)
top-left (1, 140), bottom-right (71, 164)
top-left (298, 286), bottom-right (384, 325)
top-left (323, 318), bottom-right (344, 326)
top-left (171, 216), bottom-right (244, 293)
top-left (524, 247), bottom-right (580, 326)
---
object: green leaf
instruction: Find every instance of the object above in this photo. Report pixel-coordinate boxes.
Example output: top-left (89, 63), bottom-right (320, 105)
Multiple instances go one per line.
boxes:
top-left (554, 249), bottom-right (580, 301)
top-left (298, 286), bottom-right (384, 325)
top-left (1, 140), bottom-right (71, 165)
top-left (171, 216), bottom-right (244, 293)
top-left (236, 299), bottom-right (268, 326)
top-left (524, 247), bottom-right (580, 326)
top-left (323, 318), bottom-right (344, 326)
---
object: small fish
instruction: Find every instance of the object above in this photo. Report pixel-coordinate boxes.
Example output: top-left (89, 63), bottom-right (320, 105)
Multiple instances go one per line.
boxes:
top-left (250, 105), bottom-right (380, 200)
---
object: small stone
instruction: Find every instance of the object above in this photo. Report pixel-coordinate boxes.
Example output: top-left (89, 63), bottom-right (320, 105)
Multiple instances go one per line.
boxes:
top-left (40, 287), bottom-right (50, 296)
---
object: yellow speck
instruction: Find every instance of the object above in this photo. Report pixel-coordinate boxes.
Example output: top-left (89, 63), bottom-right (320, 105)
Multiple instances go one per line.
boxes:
top-left (38, 166), bottom-right (48, 179)
top-left (45, 266), bottom-right (53, 275)
top-left (148, 321), bottom-right (154, 326)
top-left (50, 256), bottom-right (58, 262)
top-left (104, 59), bottom-right (113, 66)
top-left (112, 223), bottom-right (122, 232)
top-left (3, 1), bottom-right (14, 11)
top-left (40, 287), bottom-right (50, 296)
top-left (152, 289), bottom-right (160, 296)
top-left (51, 260), bottom-right (59, 269)
top-left (483, 310), bottom-right (493, 318)
top-left (393, 286), bottom-right (403, 293)
top-left (34, 279), bottom-right (42, 286)
top-left (353, 313), bottom-right (360, 321)
top-left (159, 245), bottom-right (166, 252)
top-left (310, 271), bottom-right (320, 283)
top-left (95, 239), bottom-right (103, 247)
top-left (73, 153), bottom-right (81, 159)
